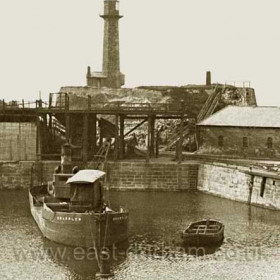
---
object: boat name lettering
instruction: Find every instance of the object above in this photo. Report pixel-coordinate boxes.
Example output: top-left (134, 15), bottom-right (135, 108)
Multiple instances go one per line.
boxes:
top-left (56, 216), bottom-right (82, 222)
top-left (113, 216), bottom-right (127, 221)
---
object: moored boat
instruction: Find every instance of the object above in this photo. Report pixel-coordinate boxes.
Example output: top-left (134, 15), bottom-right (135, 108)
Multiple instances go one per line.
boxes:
top-left (29, 169), bottom-right (128, 247)
top-left (181, 219), bottom-right (224, 246)
top-left (29, 144), bottom-right (128, 248)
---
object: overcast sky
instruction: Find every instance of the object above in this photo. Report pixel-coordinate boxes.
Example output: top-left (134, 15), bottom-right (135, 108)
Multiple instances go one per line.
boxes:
top-left (0, 0), bottom-right (279, 105)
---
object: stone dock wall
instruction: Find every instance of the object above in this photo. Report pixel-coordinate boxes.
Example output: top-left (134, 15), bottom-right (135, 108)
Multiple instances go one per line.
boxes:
top-left (104, 161), bottom-right (199, 191)
top-left (198, 162), bottom-right (280, 210)
top-left (2, 160), bottom-right (280, 210)
top-left (0, 161), bottom-right (58, 189)
top-left (0, 160), bottom-right (199, 191)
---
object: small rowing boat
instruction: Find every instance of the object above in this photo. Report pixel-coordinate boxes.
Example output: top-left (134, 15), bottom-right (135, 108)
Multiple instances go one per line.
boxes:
top-left (181, 219), bottom-right (224, 246)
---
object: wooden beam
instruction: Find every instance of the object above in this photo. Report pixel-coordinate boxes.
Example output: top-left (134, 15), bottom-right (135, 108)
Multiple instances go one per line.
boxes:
top-left (82, 114), bottom-right (89, 162)
top-left (90, 114), bottom-right (97, 156)
top-left (36, 116), bottom-right (41, 161)
top-left (119, 115), bottom-right (125, 159)
top-left (178, 101), bottom-right (186, 163)
top-left (177, 115), bottom-right (184, 164)
top-left (124, 118), bottom-right (147, 137)
top-left (114, 114), bottom-right (119, 161)
top-left (146, 116), bottom-right (152, 163)
top-left (150, 115), bottom-right (155, 157)
top-left (65, 114), bottom-right (70, 143)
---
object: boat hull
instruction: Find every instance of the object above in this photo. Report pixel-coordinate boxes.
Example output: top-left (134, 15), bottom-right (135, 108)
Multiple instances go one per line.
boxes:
top-left (29, 192), bottom-right (129, 248)
top-left (182, 219), bottom-right (224, 246)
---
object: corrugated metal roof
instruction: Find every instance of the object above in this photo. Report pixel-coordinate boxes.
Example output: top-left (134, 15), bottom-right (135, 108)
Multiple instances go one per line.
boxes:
top-left (197, 106), bottom-right (280, 128)
top-left (66, 170), bottom-right (105, 184)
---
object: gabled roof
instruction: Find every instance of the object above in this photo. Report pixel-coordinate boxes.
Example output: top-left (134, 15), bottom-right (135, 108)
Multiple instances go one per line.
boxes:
top-left (66, 170), bottom-right (105, 184)
top-left (197, 106), bottom-right (280, 128)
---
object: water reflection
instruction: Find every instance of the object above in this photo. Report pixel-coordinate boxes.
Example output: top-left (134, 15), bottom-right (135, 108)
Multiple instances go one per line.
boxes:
top-left (1, 190), bottom-right (280, 279)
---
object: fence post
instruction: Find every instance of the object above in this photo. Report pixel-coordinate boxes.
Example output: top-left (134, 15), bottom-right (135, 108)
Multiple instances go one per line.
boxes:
top-left (49, 94), bottom-right (52, 109)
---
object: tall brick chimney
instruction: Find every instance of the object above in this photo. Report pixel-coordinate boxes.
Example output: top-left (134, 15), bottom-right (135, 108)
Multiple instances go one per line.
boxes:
top-left (206, 71), bottom-right (211, 86)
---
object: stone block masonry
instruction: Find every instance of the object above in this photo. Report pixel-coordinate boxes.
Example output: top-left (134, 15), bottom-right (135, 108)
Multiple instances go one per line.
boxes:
top-left (0, 161), bottom-right (59, 190)
top-left (104, 161), bottom-right (199, 191)
top-left (2, 159), bottom-right (280, 211)
top-left (0, 122), bottom-right (37, 161)
top-left (198, 162), bottom-right (280, 210)
top-left (0, 160), bottom-right (199, 191)
top-left (197, 163), bottom-right (250, 203)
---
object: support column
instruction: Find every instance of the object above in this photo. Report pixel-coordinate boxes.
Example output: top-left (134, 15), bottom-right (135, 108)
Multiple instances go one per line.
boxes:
top-left (36, 115), bottom-right (41, 161)
top-left (146, 116), bottom-right (152, 163)
top-left (48, 113), bottom-right (53, 143)
top-left (155, 130), bottom-right (159, 158)
top-left (178, 114), bottom-right (184, 164)
top-left (114, 114), bottom-right (119, 161)
top-left (65, 114), bottom-right (70, 143)
top-left (150, 115), bottom-right (155, 157)
top-left (89, 114), bottom-right (97, 156)
top-left (83, 114), bottom-right (89, 162)
top-left (178, 100), bottom-right (185, 163)
top-left (119, 115), bottom-right (125, 159)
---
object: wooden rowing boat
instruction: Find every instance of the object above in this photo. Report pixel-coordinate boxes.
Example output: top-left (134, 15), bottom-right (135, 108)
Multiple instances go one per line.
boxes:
top-left (181, 219), bottom-right (224, 246)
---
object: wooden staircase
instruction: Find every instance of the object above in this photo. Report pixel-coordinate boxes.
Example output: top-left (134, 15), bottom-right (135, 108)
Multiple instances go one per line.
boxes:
top-left (93, 140), bottom-right (111, 170)
top-left (197, 85), bottom-right (225, 122)
top-left (161, 124), bottom-right (194, 151)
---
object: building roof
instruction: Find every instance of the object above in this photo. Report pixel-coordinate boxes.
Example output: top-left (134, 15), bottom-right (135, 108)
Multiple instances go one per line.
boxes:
top-left (91, 72), bottom-right (107, 79)
top-left (66, 170), bottom-right (106, 184)
top-left (197, 106), bottom-right (280, 128)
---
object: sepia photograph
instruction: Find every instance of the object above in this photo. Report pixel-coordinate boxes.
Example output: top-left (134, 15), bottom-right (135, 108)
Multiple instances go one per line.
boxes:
top-left (1, 0), bottom-right (280, 279)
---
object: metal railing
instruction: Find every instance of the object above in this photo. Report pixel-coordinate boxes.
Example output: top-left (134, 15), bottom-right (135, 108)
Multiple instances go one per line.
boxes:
top-left (224, 81), bottom-right (251, 88)
top-left (0, 93), bottom-right (191, 116)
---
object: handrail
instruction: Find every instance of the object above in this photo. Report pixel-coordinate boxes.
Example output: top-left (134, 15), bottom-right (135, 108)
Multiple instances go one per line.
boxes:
top-left (0, 100), bottom-right (188, 114)
top-left (224, 81), bottom-right (251, 88)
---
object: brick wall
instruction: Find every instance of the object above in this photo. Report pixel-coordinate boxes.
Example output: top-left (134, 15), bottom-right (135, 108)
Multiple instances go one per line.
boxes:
top-left (0, 160), bottom-right (199, 191)
top-left (0, 122), bottom-right (37, 161)
top-left (198, 126), bottom-right (280, 158)
top-left (104, 161), bottom-right (199, 191)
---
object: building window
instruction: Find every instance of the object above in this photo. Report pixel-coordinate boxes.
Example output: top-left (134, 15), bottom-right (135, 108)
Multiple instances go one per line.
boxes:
top-left (243, 137), bottom-right (248, 148)
top-left (267, 137), bottom-right (273, 149)
top-left (218, 136), bottom-right (224, 147)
